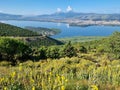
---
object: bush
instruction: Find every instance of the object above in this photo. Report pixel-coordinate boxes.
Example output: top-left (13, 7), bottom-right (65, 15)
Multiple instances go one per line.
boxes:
top-left (79, 46), bottom-right (87, 53)
top-left (106, 31), bottom-right (120, 59)
top-left (46, 46), bottom-right (60, 59)
top-left (0, 38), bottom-right (31, 65)
top-left (39, 46), bottom-right (47, 59)
top-left (61, 41), bottom-right (77, 58)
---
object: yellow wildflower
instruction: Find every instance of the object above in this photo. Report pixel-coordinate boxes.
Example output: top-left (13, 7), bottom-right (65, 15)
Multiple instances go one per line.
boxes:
top-left (61, 85), bottom-right (65, 90)
top-left (65, 79), bottom-right (68, 82)
top-left (11, 72), bottom-right (16, 78)
top-left (61, 75), bottom-right (65, 80)
top-left (57, 75), bottom-right (61, 83)
top-left (3, 87), bottom-right (7, 90)
top-left (48, 77), bottom-right (51, 82)
top-left (49, 72), bottom-right (52, 76)
top-left (30, 78), bottom-right (35, 83)
top-left (19, 63), bottom-right (22, 71)
top-left (91, 85), bottom-right (99, 90)
top-left (32, 86), bottom-right (35, 90)
top-left (0, 78), bottom-right (4, 83)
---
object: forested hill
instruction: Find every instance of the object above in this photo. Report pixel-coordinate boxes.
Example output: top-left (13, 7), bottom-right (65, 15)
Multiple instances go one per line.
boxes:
top-left (0, 22), bottom-right (39, 37)
top-left (0, 22), bottom-right (63, 46)
top-left (25, 26), bottom-right (61, 36)
top-left (20, 36), bottom-right (64, 47)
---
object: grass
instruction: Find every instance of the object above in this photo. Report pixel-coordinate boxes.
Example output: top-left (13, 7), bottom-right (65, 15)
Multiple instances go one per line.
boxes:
top-left (0, 53), bottom-right (120, 90)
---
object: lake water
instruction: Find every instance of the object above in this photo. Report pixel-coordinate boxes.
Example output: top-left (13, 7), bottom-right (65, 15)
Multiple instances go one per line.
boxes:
top-left (2, 20), bottom-right (120, 38)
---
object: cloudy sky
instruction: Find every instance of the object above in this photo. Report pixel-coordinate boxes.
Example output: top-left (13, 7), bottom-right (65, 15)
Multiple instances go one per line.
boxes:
top-left (0, 0), bottom-right (120, 15)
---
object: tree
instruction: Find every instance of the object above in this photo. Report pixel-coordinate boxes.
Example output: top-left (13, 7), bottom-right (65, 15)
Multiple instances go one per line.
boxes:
top-left (106, 31), bottom-right (120, 59)
top-left (62, 41), bottom-right (77, 58)
top-left (46, 47), bottom-right (60, 59)
top-left (39, 46), bottom-right (47, 59)
top-left (79, 46), bottom-right (87, 53)
top-left (0, 38), bottom-right (31, 65)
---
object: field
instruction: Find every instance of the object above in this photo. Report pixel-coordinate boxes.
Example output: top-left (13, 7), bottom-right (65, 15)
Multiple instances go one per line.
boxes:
top-left (0, 53), bottom-right (120, 90)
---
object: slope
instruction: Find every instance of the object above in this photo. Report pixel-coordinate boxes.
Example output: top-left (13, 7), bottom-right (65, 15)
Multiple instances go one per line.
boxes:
top-left (0, 22), bottom-right (39, 37)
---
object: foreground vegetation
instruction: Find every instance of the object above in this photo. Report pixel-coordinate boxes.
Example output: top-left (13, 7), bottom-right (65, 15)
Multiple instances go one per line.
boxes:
top-left (0, 56), bottom-right (120, 90)
top-left (0, 31), bottom-right (120, 90)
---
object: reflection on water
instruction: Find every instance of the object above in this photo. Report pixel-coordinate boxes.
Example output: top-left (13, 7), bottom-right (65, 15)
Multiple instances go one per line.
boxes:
top-left (57, 23), bottom-right (61, 26)
top-left (66, 24), bottom-right (70, 28)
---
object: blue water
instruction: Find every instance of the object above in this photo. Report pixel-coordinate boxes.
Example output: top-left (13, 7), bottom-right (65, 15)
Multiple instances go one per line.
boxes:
top-left (2, 20), bottom-right (120, 38)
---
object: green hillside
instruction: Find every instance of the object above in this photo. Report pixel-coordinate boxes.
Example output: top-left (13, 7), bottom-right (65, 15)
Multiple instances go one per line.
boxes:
top-left (25, 26), bottom-right (61, 36)
top-left (0, 23), bottom-right (63, 46)
top-left (19, 36), bottom-right (63, 47)
top-left (0, 23), bottom-right (39, 36)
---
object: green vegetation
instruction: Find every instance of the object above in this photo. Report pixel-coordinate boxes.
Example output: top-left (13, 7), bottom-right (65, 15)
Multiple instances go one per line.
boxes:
top-left (19, 36), bottom-right (63, 47)
top-left (0, 23), bottom-right (63, 47)
top-left (107, 32), bottom-right (120, 58)
top-left (0, 38), bottom-right (31, 65)
top-left (0, 23), bottom-right (39, 36)
top-left (0, 56), bottom-right (120, 90)
top-left (25, 26), bottom-right (61, 36)
top-left (0, 29), bottom-right (120, 90)
top-left (59, 36), bottom-right (106, 42)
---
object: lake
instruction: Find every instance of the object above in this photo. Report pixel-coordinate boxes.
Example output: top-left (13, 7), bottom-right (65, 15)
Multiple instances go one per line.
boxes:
top-left (2, 20), bottom-right (120, 38)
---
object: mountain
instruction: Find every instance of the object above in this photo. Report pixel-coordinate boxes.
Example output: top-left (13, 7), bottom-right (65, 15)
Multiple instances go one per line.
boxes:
top-left (0, 12), bottom-right (120, 21)
top-left (37, 11), bottom-right (80, 19)
top-left (0, 13), bottom-right (22, 20)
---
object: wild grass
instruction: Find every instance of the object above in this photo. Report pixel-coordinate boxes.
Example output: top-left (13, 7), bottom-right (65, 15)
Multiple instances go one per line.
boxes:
top-left (0, 54), bottom-right (120, 90)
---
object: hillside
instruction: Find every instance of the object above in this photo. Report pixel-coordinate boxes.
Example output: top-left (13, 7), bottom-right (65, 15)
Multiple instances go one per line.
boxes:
top-left (19, 36), bottom-right (63, 47)
top-left (25, 26), bottom-right (61, 36)
top-left (0, 23), bottom-right (63, 46)
top-left (0, 22), bottom-right (39, 36)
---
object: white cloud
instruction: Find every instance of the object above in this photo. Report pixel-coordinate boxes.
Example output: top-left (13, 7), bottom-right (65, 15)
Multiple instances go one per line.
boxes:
top-left (66, 6), bottom-right (73, 12)
top-left (57, 8), bottom-right (62, 13)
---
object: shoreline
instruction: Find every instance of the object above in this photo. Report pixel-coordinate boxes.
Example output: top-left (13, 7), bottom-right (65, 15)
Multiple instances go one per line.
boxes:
top-left (1, 19), bottom-right (120, 27)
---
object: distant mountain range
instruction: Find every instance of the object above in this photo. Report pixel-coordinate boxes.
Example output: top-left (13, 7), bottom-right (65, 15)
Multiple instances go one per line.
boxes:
top-left (0, 12), bottom-right (120, 21)
top-left (0, 13), bottom-right (22, 20)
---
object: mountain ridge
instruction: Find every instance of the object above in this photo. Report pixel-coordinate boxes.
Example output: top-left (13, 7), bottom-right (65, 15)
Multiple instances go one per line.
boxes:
top-left (0, 12), bottom-right (120, 21)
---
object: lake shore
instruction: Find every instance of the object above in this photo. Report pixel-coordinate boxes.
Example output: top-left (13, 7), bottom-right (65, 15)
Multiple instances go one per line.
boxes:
top-left (48, 19), bottom-right (120, 27)
top-left (2, 20), bottom-right (120, 38)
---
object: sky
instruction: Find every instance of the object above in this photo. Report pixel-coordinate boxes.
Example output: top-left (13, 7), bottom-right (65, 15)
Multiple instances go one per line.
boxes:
top-left (0, 0), bottom-right (120, 15)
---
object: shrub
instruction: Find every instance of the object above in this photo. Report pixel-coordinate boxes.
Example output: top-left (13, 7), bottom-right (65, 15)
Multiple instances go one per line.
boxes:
top-left (0, 38), bottom-right (31, 65)
top-left (46, 46), bottom-right (60, 59)
top-left (79, 46), bottom-right (87, 53)
top-left (62, 41), bottom-right (77, 58)
top-left (106, 31), bottom-right (120, 59)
